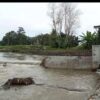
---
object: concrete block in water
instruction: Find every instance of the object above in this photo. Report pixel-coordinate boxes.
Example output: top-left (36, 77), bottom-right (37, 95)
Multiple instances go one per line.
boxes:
top-left (40, 56), bottom-right (94, 69)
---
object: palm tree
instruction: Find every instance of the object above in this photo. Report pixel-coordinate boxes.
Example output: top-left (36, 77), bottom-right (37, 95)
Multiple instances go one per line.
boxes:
top-left (80, 31), bottom-right (96, 49)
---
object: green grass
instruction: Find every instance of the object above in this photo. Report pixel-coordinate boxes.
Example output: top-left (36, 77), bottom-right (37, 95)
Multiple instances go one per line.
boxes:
top-left (0, 45), bottom-right (91, 56)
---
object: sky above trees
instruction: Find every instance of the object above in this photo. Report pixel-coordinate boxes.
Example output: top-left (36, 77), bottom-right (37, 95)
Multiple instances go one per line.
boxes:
top-left (0, 3), bottom-right (100, 40)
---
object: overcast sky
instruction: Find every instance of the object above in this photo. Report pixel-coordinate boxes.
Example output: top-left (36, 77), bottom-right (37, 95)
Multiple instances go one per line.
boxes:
top-left (0, 3), bottom-right (100, 40)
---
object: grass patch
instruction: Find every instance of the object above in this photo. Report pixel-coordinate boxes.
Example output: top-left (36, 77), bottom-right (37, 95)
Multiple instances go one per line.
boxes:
top-left (0, 45), bottom-right (92, 56)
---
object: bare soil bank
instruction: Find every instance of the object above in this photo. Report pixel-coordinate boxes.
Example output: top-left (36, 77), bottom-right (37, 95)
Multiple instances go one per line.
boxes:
top-left (0, 49), bottom-right (92, 56)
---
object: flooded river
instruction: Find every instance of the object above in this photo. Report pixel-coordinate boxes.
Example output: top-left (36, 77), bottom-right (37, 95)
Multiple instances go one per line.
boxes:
top-left (0, 52), bottom-right (100, 100)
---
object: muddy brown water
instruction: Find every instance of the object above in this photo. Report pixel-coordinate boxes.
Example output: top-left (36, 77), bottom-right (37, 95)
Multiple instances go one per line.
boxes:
top-left (0, 52), bottom-right (100, 100)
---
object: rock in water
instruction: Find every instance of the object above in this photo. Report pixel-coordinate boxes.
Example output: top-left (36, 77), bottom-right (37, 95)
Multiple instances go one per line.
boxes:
top-left (2, 77), bottom-right (35, 89)
top-left (3, 62), bottom-right (7, 67)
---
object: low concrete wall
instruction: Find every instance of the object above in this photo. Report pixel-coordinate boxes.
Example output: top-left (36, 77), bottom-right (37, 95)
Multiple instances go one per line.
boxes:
top-left (92, 45), bottom-right (100, 69)
top-left (40, 56), bottom-right (98, 69)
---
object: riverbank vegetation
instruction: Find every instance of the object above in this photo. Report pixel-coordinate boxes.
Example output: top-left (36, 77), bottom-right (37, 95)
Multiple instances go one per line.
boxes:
top-left (0, 45), bottom-right (92, 56)
top-left (0, 3), bottom-right (99, 55)
top-left (0, 26), bottom-right (99, 55)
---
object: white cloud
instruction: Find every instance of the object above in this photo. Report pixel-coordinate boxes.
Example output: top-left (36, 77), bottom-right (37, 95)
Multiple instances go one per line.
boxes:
top-left (0, 3), bottom-right (51, 40)
top-left (0, 3), bottom-right (100, 40)
top-left (77, 3), bottom-right (100, 34)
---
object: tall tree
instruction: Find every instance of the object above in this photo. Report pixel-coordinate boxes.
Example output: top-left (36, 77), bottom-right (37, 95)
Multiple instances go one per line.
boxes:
top-left (17, 27), bottom-right (27, 45)
top-left (61, 3), bottom-right (81, 36)
top-left (56, 3), bottom-right (64, 34)
top-left (2, 31), bottom-right (17, 45)
top-left (47, 3), bottom-right (81, 36)
top-left (47, 3), bottom-right (58, 34)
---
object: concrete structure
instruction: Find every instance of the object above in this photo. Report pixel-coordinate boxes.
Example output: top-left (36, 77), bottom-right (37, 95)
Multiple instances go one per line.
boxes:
top-left (40, 45), bottom-right (100, 70)
top-left (41, 56), bottom-right (93, 69)
top-left (94, 25), bottom-right (100, 32)
top-left (92, 45), bottom-right (100, 69)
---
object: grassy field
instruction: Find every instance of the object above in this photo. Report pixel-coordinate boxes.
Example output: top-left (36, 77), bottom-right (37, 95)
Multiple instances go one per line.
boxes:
top-left (0, 45), bottom-right (92, 56)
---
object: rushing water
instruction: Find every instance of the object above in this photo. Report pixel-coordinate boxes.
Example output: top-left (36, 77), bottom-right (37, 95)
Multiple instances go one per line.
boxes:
top-left (0, 52), bottom-right (99, 100)
top-left (0, 52), bottom-right (43, 61)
